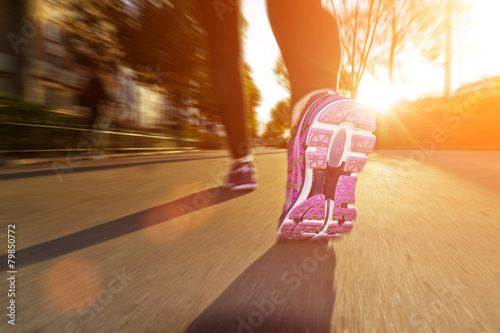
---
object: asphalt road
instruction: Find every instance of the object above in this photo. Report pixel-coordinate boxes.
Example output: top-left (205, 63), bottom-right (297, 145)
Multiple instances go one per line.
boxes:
top-left (0, 149), bottom-right (498, 333)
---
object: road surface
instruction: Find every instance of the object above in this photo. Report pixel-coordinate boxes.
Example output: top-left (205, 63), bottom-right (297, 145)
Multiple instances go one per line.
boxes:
top-left (0, 149), bottom-right (499, 332)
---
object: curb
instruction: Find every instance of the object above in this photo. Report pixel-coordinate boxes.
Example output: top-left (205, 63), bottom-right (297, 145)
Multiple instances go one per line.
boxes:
top-left (0, 148), bottom-right (201, 167)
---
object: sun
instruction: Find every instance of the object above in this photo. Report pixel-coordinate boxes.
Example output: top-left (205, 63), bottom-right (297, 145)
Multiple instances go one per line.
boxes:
top-left (356, 75), bottom-right (404, 113)
top-left (356, 0), bottom-right (500, 113)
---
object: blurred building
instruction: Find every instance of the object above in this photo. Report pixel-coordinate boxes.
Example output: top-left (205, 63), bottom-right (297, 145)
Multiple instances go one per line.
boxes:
top-left (0, 0), bottom-right (80, 112)
top-left (38, 2), bottom-right (81, 112)
top-left (0, 0), bottom-right (169, 128)
top-left (137, 84), bottom-right (166, 127)
top-left (0, 0), bottom-right (30, 97)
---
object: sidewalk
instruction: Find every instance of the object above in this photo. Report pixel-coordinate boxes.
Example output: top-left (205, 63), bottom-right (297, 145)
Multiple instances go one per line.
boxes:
top-left (0, 148), bottom-right (201, 166)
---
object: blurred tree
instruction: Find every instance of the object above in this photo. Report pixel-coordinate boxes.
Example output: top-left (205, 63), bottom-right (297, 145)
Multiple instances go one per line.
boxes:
top-left (328, 0), bottom-right (388, 99)
top-left (338, 0), bottom-right (473, 97)
top-left (417, 0), bottom-right (471, 97)
top-left (58, 0), bottom-right (123, 71)
top-left (58, 0), bottom-right (259, 134)
top-left (376, 0), bottom-right (442, 86)
top-left (240, 15), bottom-right (262, 139)
top-left (382, 0), bottom-right (471, 88)
top-left (327, 0), bottom-right (471, 97)
top-left (111, 0), bottom-right (220, 123)
top-left (262, 99), bottom-right (291, 147)
top-left (385, 0), bottom-right (419, 85)
top-left (416, 0), bottom-right (471, 61)
top-left (263, 55), bottom-right (291, 145)
top-left (114, 1), bottom-right (198, 83)
top-left (273, 56), bottom-right (291, 94)
top-left (242, 62), bottom-right (262, 139)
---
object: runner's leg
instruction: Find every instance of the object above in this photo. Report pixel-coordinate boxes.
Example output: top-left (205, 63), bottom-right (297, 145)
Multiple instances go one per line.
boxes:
top-left (267, 1), bottom-right (377, 240)
top-left (267, 0), bottom-right (341, 124)
top-left (198, 0), bottom-right (250, 159)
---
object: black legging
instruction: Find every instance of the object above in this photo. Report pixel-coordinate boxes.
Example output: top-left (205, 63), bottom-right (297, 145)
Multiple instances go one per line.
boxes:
top-left (198, 0), bottom-right (341, 159)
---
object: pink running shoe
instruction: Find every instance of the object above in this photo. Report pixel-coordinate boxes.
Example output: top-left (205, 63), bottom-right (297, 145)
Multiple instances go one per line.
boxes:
top-left (277, 90), bottom-right (376, 240)
top-left (224, 160), bottom-right (257, 191)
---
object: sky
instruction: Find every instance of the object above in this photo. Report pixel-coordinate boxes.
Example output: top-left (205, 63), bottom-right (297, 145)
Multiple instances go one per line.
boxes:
top-left (242, 0), bottom-right (288, 128)
top-left (242, 0), bottom-right (500, 124)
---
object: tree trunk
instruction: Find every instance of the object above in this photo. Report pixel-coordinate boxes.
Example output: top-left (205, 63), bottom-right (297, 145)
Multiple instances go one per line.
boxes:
top-left (351, 87), bottom-right (359, 100)
top-left (444, 0), bottom-right (452, 97)
top-left (389, 0), bottom-right (396, 86)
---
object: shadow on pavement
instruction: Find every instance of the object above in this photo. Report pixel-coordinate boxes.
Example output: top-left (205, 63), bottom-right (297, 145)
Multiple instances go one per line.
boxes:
top-left (1, 186), bottom-right (248, 269)
top-left (186, 241), bottom-right (336, 333)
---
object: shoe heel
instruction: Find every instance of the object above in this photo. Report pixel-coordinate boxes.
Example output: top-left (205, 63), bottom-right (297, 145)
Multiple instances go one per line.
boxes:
top-left (315, 100), bottom-right (376, 238)
top-left (278, 98), bottom-right (376, 241)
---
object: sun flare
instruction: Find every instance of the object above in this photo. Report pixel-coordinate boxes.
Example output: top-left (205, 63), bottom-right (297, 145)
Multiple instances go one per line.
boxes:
top-left (354, 0), bottom-right (500, 113)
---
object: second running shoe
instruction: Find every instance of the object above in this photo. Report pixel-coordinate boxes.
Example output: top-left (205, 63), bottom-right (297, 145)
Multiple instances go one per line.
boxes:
top-left (224, 160), bottom-right (257, 191)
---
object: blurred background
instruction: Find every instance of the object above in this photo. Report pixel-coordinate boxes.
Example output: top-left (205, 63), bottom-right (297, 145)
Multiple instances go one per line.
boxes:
top-left (0, 0), bottom-right (499, 156)
top-left (1, 0), bottom-right (235, 157)
top-left (0, 1), bottom-right (499, 332)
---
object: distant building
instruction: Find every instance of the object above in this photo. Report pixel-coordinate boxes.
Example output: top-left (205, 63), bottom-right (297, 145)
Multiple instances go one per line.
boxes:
top-left (0, 0), bottom-right (194, 130)
top-left (0, 0), bottom-right (80, 112)
top-left (0, 0), bottom-right (31, 97)
top-left (137, 84), bottom-right (166, 127)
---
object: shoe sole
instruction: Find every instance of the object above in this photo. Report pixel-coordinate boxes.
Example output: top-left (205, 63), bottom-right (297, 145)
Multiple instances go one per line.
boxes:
top-left (277, 99), bottom-right (376, 241)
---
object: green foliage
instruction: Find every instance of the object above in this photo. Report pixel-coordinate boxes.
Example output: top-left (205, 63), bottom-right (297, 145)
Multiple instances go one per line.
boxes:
top-left (263, 56), bottom-right (292, 147)
top-left (330, 0), bottom-right (387, 99)
top-left (262, 98), bottom-right (291, 147)
top-left (0, 91), bottom-right (200, 152)
top-left (273, 56), bottom-right (291, 94)
top-left (0, 93), bottom-right (21, 104)
top-left (115, 0), bottom-right (225, 123)
top-left (55, 0), bottom-right (220, 123)
top-left (58, 0), bottom-right (123, 70)
top-left (375, 82), bottom-right (500, 149)
top-left (327, 0), bottom-right (472, 97)
top-left (0, 93), bottom-right (78, 125)
top-left (242, 62), bottom-right (262, 139)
